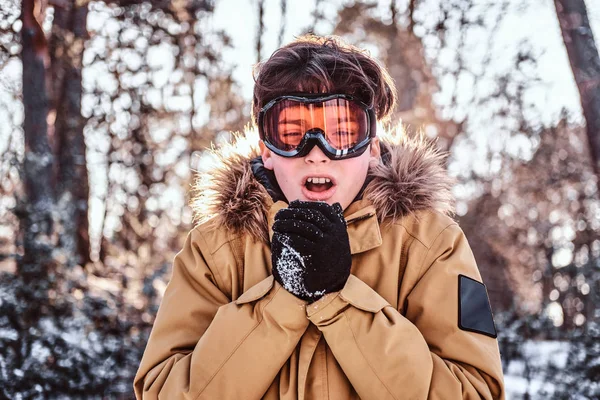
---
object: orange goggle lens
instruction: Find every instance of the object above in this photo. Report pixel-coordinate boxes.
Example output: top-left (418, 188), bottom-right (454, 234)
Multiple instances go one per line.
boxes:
top-left (262, 98), bottom-right (370, 152)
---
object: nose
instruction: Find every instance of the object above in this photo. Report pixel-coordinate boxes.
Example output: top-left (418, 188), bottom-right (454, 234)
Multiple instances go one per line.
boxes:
top-left (304, 144), bottom-right (330, 164)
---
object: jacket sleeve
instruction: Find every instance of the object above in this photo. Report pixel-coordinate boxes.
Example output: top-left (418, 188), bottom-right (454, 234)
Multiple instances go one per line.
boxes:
top-left (306, 223), bottom-right (505, 400)
top-left (133, 228), bottom-right (310, 400)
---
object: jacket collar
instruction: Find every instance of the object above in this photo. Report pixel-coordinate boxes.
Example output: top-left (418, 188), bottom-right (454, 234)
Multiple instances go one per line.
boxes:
top-left (191, 127), bottom-right (455, 243)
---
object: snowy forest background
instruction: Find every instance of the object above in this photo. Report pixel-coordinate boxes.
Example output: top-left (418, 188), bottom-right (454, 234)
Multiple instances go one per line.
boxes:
top-left (0, 0), bottom-right (599, 398)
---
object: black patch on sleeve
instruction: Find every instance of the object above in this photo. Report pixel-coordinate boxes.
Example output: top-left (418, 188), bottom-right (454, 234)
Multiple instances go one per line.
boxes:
top-left (458, 275), bottom-right (497, 338)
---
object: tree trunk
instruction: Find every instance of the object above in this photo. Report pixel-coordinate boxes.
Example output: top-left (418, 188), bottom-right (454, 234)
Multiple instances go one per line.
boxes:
top-left (256, 0), bottom-right (264, 63)
top-left (554, 0), bottom-right (600, 177)
top-left (19, 0), bottom-right (55, 319)
top-left (52, 1), bottom-right (91, 267)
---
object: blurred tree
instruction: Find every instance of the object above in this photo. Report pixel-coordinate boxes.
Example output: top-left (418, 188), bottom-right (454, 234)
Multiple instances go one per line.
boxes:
top-left (14, 0), bottom-right (91, 322)
top-left (554, 0), bottom-right (600, 178)
top-left (256, 0), bottom-right (265, 63)
top-left (19, 0), bottom-right (57, 317)
top-left (548, 321), bottom-right (600, 398)
top-left (1, 0), bottom-right (246, 397)
top-left (83, 0), bottom-right (246, 311)
top-left (461, 119), bottom-right (599, 327)
top-left (50, 0), bottom-right (91, 267)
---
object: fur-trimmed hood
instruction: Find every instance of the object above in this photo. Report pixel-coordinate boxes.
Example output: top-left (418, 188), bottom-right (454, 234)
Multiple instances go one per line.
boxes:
top-left (191, 127), bottom-right (455, 243)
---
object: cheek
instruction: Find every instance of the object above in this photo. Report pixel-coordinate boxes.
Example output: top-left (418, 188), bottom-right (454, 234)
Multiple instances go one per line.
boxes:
top-left (274, 169), bottom-right (290, 186)
top-left (270, 158), bottom-right (302, 200)
top-left (346, 157), bottom-right (370, 181)
top-left (272, 159), bottom-right (295, 183)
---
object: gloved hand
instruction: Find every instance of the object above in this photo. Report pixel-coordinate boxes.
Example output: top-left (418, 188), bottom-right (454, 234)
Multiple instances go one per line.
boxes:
top-left (271, 200), bottom-right (351, 302)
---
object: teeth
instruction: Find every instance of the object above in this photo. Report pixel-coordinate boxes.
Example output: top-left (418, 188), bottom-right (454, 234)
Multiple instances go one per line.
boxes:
top-left (306, 177), bottom-right (332, 184)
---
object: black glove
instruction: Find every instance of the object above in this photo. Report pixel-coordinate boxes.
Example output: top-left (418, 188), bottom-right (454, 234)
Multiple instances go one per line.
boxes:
top-left (271, 200), bottom-right (352, 302)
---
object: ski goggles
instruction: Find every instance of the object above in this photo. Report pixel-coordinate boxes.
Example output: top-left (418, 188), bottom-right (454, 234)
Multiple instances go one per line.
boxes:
top-left (257, 94), bottom-right (376, 160)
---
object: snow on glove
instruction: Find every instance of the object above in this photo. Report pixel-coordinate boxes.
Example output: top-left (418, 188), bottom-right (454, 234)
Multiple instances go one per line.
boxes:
top-left (271, 200), bottom-right (351, 303)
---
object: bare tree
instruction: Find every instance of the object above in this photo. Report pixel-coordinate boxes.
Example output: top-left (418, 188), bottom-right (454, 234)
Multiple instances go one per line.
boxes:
top-left (277, 0), bottom-right (287, 48)
top-left (554, 0), bottom-right (600, 177)
top-left (17, 0), bottom-right (91, 307)
top-left (257, 0), bottom-right (265, 63)
top-left (19, 0), bottom-right (56, 294)
top-left (50, 0), bottom-right (91, 266)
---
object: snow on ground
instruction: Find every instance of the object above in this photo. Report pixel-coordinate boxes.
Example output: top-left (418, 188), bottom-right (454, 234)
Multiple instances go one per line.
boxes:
top-left (504, 340), bottom-right (570, 399)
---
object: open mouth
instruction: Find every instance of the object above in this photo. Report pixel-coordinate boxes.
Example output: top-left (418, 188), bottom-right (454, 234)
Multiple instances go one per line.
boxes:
top-left (304, 177), bottom-right (335, 193)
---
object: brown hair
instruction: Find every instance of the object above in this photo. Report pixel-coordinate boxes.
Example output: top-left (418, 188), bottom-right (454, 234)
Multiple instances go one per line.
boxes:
top-left (252, 35), bottom-right (397, 125)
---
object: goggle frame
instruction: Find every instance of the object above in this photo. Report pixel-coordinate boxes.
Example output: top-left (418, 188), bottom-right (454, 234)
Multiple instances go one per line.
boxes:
top-left (257, 93), bottom-right (377, 160)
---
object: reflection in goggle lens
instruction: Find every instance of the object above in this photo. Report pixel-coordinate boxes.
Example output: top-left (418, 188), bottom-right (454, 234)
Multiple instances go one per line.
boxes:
top-left (264, 98), bottom-right (369, 151)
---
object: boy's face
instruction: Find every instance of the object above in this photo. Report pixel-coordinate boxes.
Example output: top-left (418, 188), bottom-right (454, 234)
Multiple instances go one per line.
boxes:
top-left (259, 103), bottom-right (380, 210)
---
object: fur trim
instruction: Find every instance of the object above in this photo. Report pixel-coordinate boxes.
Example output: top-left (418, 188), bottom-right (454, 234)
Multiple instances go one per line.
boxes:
top-left (364, 128), bottom-right (455, 223)
top-left (191, 129), bottom-right (271, 243)
top-left (191, 126), bottom-right (455, 241)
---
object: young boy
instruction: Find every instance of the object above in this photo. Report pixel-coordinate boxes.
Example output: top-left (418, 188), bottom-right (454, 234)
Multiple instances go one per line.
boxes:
top-left (134, 35), bottom-right (505, 399)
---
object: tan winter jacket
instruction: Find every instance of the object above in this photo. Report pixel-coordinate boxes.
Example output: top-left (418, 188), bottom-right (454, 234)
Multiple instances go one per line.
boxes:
top-left (134, 131), bottom-right (505, 400)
